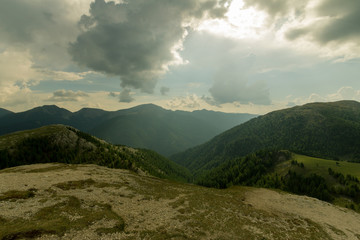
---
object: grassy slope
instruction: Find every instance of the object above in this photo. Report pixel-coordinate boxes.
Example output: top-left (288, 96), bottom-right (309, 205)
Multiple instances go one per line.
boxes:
top-left (294, 154), bottom-right (360, 179)
top-left (1, 163), bottom-right (360, 239)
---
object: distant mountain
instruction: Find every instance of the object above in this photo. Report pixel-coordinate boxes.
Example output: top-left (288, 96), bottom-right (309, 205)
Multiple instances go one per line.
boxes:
top-left (0, 105), bottom-right (72, 135)
top-left (0, 125), bottom-right (191, 182)
top-left (0, 108), bottom-right (13, 118)
top-left (172, 101), bottom-right (360, 174)
top-left (0, 104), bottom-right (256, 156)
top-left (90, 104), bottom-right (255, 156)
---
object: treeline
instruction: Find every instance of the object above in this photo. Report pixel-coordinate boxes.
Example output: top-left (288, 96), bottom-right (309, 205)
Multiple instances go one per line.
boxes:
top-left (197, 150), bottom-right (360, 206)
top-left (0, 135), bottom-right (134, 171)
top-left (197, 150), bottom-right (292, 189)
top-left (134, 149), bottom-right (192, 182)
top-left (0, 127), bottom-right (191, 182)
top-left (197, 150), bottom-right (332, 201)
top-left (328, 168), bottom-right (360, 205)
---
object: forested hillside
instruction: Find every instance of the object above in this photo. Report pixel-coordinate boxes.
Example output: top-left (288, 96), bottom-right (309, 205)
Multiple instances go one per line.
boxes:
top-left (0, 125), bottom-right (191, 182)
top-left (172, 101), bottom-right (360, 173)
top-left (198, 150), bottom-right (360, 212)
top-left (0, 108), bottom-right (13, 118)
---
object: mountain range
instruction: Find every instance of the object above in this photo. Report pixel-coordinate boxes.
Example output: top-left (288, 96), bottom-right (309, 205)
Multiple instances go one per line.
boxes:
top-left (172, 100), bottom-right (360, 174)
top-left (0, 104), bottom-right (256, 156)
top-left (1, 100), bottom-right (360, 231)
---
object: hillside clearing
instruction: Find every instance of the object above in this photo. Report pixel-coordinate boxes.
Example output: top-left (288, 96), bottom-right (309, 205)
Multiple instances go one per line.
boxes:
top-left (294, 154), bottom-right (360, 179)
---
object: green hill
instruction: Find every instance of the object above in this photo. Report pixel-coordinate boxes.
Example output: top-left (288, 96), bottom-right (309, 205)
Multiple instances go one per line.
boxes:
top-left (0, 125), bottom-right (191, 182)
top-left (197, 150), bottom-right (360, 212)
top-left (172, 101), bottom-right (360, 174)
top-left (0, 104), bottom-right (256, 156)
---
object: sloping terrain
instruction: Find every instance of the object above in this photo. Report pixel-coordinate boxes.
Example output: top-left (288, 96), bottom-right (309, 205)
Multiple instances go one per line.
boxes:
top-left (172, 101), bottom-right (360, 173)
top-left (0, 125), bottom-right (191, 182)
top-left (197, 150), bottom-right (360, 211)
top-left (1, 163), bottom-right (360, 239)
top-left (0, 108), bottom-right (13, 118)
top-left (0, 104), bottom-right (256, 156)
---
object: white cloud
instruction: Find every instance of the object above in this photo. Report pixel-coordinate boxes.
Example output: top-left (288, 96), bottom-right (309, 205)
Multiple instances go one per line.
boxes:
top-left (167, 94), bottom-right (204, 110)
top-left (47, 89), bottom-right (89, 102)
top-left (36, 69), bottom-right (93, 81)
top-left (287, 87), bottom-right (360, 106)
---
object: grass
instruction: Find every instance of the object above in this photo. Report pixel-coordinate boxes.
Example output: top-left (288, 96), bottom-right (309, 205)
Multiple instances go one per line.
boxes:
top-left (0, 196), bottom-right (125, 239)
top-left (53, 178), bottom-right (122, 191)
top-left (54, 179), bottom-right (97, 190)
top-left (294, 154), bottom-right (360, 179)
top-left (0, 189), bottom-right (36, 201)
top-left (126, 175), bottom-right (330, 239)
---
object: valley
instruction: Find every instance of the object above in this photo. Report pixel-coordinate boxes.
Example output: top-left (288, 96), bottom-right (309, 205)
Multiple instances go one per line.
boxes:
top-left (1, 101), bottom-right (360, 239)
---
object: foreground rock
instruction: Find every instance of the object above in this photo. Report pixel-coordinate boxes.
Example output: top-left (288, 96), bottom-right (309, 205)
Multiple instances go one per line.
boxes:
top-left (1, 163), bottom-right (359, 240)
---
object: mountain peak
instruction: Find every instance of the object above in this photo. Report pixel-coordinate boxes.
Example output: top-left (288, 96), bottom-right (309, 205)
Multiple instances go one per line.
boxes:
top-left (128, 103), bottom-right (167, 113)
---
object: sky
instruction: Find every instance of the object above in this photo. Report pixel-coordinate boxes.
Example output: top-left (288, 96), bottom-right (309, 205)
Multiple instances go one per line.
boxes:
top-left (0, 0), bottom-right (360, 114)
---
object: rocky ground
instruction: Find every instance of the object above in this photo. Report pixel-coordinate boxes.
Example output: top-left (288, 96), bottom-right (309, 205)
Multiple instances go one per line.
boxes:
top-left (1, 163), bottom-right (360, 240)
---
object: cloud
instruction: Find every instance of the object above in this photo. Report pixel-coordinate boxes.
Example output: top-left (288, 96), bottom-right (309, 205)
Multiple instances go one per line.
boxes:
top-left (287, 86), bottom-right (360, 106)
top-left (36, 69), bottom-right (93, 81)
top-left (209, 74), bottom-right (271, 105)
top-left (167, 94), bottom-right (203, 109)
top-left (327, 87), bottom-right (360, 101)
top-left (108, 92), bottom-right (119, 98)
top-left (160, 87), bottom-right (170, 96)
top-left (69, 0), bottom-right (230, 94)
top-left (47, 90), bottom-right (89, 102)
top-left (0, 0), bottom-right (90, 68)
top-left (119, 89), bottom-right (134, 103)
top-left (243, 0), bottom-right (309, 22)
top-left (286, 0), bottom-right (360, 45)
top-left (201, 95), bottom-right (221, 107)
top-left (242, 0), bottom-right (360, 58)
top-left (243, 0), bottom-right (292, 17)
top-left (206, 52), bottom-right (271, 105)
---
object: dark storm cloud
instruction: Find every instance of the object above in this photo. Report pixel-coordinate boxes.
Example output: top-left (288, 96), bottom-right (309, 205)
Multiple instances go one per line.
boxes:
top-left (69, 0), bottom-right (230, 94)
top-left (287, 0), bottom-right (360, 45)
top-left (47, 90), bottom-right (89, 102)
top-left (0, 0), bottom-right (80, 67)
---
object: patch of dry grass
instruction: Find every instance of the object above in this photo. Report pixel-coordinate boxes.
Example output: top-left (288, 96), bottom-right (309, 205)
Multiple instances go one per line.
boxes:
top-left (0, 189), bottom-right (36, 201)
top-left (0, 196), bottom-right (125, 239)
